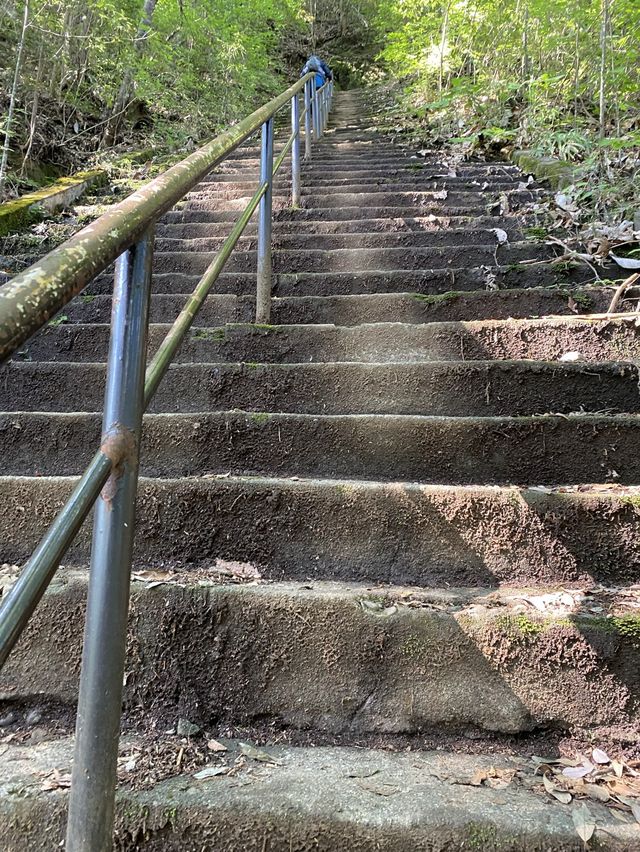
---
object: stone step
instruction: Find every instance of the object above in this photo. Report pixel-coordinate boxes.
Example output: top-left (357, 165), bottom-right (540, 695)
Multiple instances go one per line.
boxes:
top-left (0, 735), bottom-right (635, 851)
top-left (16, 317), bottom-right (640, 365)
top-left (2, 475), bottom-right (638, 586)
top-left (2, 356), bottom-right (639, 417)
top-left (182, 189), bottom-right (538, 213)
top-left (89, 263), bottom-right (598, 296)
top-left (165, 204), bottom-right (535, 222)
top-left (154, 228), bottom-right (525, 253)
top-left (1, 409), bottom-right (638, 485)
top-left (151, 244), bottom-right (550, 276)
top-left (156, 213), bottom-right (528, 238)
top-left (3, 572), bottom-right (640, 735)
top-left (45, 288), bottom-right (618, 326)
top-left (190, 179), bottom-right (525, 197)
top-left (206, 171), bottom-right (525, 187)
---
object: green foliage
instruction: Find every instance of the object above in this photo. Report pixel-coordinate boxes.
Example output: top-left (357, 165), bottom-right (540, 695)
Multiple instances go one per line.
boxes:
top-left (0, 0), bottom-right (308, 193)
top-left (373, 0), bottom-right (640, 159)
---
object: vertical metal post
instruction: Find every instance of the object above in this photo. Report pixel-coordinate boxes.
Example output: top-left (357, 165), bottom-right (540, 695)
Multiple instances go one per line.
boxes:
top-left (291, 93), bottom-right (301, 208)
top-left (304, 80), bottom-right (312, 161)
top-left (256, 117), bottom-right (274, 323)
top-left (312, 79), bottom-right (321, 140)
top-left (65, 231), bottom-right (154, 852)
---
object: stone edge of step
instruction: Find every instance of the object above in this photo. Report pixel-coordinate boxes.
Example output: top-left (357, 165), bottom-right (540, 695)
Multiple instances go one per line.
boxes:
top-left (0, 737), bottom-right (637, 851)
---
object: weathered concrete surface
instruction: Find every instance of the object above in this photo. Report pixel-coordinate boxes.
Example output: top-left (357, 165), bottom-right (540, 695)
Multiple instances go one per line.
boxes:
top-left (3, 359), bottom-right (639, 416)
top-left (1, 476), bottom-right (639, 587)
top-left (1, 411), bottom-right (640, 486)
top-left (35, 287), bottom-right (624, 326)
top-left (1, 574), bottom-right (639, 733)
top-left (0, 738), bottom-right (637, 851)
top-left (16, 316), bottom-right (640, 364)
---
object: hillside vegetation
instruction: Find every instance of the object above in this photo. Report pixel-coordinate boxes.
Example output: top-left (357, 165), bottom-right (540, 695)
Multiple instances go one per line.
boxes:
top-left (2, 0), bottom-right (639, 228)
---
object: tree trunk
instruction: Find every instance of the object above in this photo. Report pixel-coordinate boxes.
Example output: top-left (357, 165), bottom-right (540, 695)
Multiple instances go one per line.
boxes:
top-left (521, 3), bottom-right (530, 83)
top-left (599, 0), bottom-right (609, 139)
top-left (0, 0), bottom-right (30, 194)
top-left (20, 38), bottom-right (44, 175)
top-left (438, 2), bottom-right (450, 94)
top-left (101, 0), bottom-right (159, 148)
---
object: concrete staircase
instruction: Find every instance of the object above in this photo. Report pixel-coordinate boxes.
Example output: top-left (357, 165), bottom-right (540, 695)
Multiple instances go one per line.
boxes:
top-left (1, 90), bottom-right (640, 850)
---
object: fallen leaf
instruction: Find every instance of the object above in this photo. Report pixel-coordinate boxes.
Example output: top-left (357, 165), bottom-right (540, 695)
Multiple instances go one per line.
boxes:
top-left (239, 742), bottom-right (282, 764)
top-left (572, 803), bottom-right (596, 843)
top-left (193, 766), bottom-right (228, 780)
top-left (592, 748), bottom-right (610, 765)
top-left (584, 783), bottom-right (610, 803)
top-left (543, 772), bottom-right (572, 804)
top-left (607, 778), bottom-right (639, 797)
top-left (563, 763), bottom-right (594, 780)
top-left (470, 769), bottom-right (488, 786)
top-left (41, 768), bottom-right (72, 791)
top-left (132, 570), bottom-right (177, 586)
top-left (632, 802), bottom-right (640, 825)
top-left (207, 739), bottom-right (227, 753)
top-left (492, 227), bottom-right (509, 245)
top-left (177, 718), bottom-right (201, 737)
top-left (610, 252), bottom-right (640, 270)
top-left (213, 560), bottom-right (261, 581)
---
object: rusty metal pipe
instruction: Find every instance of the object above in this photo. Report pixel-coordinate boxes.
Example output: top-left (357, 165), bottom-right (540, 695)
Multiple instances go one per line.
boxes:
top-left (304, 80), bottom-right (312, 160)
top-left (66, 230), bottom-right (154, 852)
top-left (256, 118), bottom-right (274, 324)
top-left (0, 74), bottom-right (314, 363)
top-left (0, 183), bottom-right (268, 673)
top-left (291, 93), bottom-right (301, 207)
top-left (0, 451), bottom-right (112, 671)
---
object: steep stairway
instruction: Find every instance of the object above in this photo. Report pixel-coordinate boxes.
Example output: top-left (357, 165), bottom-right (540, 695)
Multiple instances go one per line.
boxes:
top-left (1, 90), bottom-right (640, 850)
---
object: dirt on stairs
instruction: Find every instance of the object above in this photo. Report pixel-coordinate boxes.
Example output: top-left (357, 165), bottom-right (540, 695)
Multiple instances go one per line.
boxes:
top-left (1, 90), bottom-right (640, 850)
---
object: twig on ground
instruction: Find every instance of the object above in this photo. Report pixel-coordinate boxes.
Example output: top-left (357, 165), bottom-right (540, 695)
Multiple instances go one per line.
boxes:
top-left (606, 273), bottom-right (640, 314)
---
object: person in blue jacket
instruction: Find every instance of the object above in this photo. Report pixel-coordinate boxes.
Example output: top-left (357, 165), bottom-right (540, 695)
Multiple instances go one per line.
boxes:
top-left (301, 54), bottom-right (333, 90)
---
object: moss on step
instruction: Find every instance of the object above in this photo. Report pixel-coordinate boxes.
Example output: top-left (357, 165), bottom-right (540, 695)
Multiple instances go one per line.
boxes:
top-left (410, 290), bottom-right (461, 304)
top-left (567, 290), bottom-right (594, 310)
top-left (248, 412), bottom-right (270, 425)
top-left (491, 611), bottom-right (640, 648)
top-left (465, 822), bottom-right (502, 850)
top-left (496, 614), bottom-right (546, 637)
top-left (523, 225), bottom-right (548, 240)
top-left (192, 328), bottom-right (225, 341)
top-left (0, 169), bottom-right (107, 237)
top-left (574, 614), bottom-right (640, 646)
top-left (512, 150), bottom-right (575, 190)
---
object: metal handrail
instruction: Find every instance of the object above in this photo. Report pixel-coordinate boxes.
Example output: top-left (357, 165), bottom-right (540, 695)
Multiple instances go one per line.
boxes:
top-left (0, 72), bottom-right (333, 852)
top-left (0, 73), bottom-right (323, 363)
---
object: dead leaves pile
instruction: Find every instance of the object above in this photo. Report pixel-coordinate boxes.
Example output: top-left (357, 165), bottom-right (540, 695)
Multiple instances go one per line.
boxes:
top-left (131, 559), bottom-right (261, 590)
top-left (533, 748), bottom-right (640, 828)
top-left (40, 767), bottom-right (72, 791)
